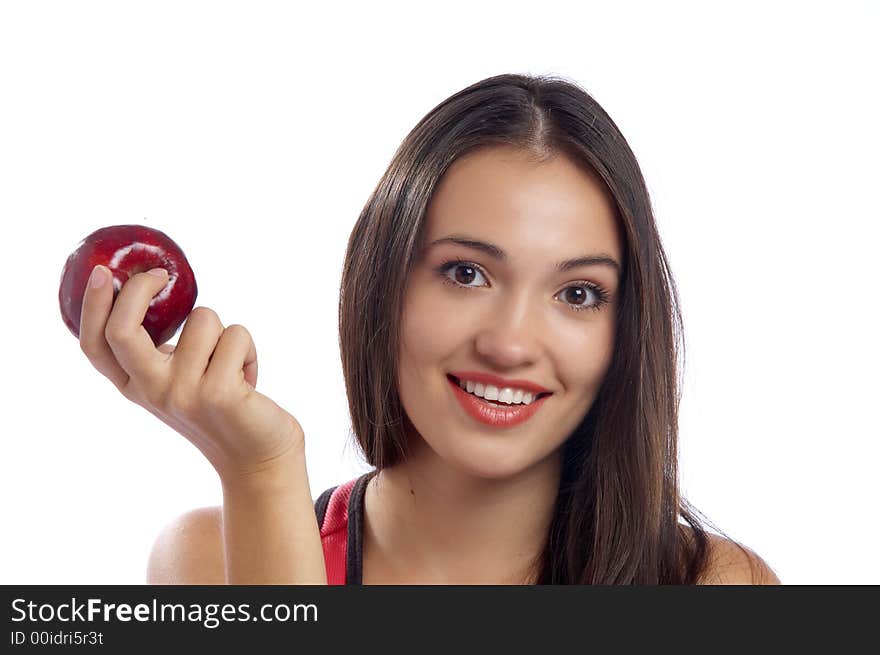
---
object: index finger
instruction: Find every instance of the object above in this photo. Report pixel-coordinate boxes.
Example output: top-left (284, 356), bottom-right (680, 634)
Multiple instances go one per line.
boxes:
top-left (79, 265), bottom-right (129, 391)
top-left (103, 268), bottom-right (170, 386)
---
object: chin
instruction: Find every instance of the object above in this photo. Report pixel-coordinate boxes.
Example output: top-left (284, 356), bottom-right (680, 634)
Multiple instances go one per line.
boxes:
top-left (423, 436), bottom-right (544, 482)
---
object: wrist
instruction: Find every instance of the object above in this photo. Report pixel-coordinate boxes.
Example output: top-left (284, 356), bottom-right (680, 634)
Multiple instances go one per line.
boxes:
top-left (218, 443), bottom-right (308, 497)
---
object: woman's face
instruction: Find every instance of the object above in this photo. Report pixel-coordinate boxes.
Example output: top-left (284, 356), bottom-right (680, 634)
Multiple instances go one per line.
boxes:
top-left (398, 145), bottom-right (624, 480)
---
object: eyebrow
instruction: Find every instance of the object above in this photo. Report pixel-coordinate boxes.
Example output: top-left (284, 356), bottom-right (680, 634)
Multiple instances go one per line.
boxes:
top-left (427, 235), bottom-right (621, 275)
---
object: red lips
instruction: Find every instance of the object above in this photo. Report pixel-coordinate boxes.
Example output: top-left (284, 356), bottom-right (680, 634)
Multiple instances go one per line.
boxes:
top-left (447, 375), bottom-right (551, 428)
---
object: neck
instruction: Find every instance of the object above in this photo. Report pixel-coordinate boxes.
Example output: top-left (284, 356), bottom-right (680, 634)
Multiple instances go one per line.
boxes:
top-left (363, 438), bottom-right (562, 584)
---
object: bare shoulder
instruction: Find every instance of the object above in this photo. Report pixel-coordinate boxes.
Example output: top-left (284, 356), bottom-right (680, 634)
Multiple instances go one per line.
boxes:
top-left (696, 531), bottom-right (781, 585)
top-left (146, 506), bottom-right (225, 585)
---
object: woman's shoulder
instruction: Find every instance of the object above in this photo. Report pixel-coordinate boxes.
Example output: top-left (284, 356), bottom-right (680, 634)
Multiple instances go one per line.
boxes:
top-left (691, 529), bottom-right (781, 585)
top-left (146, 506), bottom-right (225, 584)
top-left (146, 493), bottom-right (336, 584)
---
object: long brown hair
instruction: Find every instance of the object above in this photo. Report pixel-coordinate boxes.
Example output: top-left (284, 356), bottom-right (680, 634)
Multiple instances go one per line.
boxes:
top-left (339, 73), bottom-right (738, 583)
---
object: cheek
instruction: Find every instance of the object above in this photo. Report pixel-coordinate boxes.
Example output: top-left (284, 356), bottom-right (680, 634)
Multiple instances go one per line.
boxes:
top-left (556, 314), bottom-right (616, 391)
top-left (596, 314), bottom-right (617, 370)
top-left (398, 283), bottom-right (461, 377)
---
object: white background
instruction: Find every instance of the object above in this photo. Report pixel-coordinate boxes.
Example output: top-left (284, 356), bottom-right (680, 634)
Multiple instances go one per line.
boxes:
top-left (1, 1), bottom-right (877, 585)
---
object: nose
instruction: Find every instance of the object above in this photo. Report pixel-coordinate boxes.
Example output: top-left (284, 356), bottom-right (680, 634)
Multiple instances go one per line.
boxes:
top-left (473, 292), bottom-right (543, 368)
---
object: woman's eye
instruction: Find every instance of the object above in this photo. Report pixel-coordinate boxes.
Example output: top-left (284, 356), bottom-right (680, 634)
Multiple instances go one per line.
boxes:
top-left (441, 261), bottom-right (486, 287)
top-left (436, 259), bottom-right (610, 313)
top-left (558, 286), bottom-right (604, 311)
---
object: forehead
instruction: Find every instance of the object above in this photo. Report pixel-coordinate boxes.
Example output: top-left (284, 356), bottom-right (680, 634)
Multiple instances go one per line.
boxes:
top-left (424, 146), bottom-right (622, 262)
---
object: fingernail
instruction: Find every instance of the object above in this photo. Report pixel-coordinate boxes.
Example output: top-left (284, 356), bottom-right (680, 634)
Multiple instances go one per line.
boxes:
top-left (89, 265), bottom-right (107, 289)
top-left (147, 268), bottom-right (168, 278)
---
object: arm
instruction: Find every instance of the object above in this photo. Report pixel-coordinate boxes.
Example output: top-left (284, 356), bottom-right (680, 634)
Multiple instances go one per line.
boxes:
top-left (146, 452), bottom-right (325, 585)
top-left (147, 450), bottom-right (326, 585)
top-left (220, 447), bottom-right (327, 584)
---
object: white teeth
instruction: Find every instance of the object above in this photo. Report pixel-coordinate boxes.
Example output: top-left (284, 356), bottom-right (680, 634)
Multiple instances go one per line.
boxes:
top-left (456, 378), bottom-right (537, 405)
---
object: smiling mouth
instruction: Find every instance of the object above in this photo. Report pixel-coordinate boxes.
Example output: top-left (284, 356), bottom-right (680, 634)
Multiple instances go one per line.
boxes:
top-left (446, 375), bottom-right (553, 403)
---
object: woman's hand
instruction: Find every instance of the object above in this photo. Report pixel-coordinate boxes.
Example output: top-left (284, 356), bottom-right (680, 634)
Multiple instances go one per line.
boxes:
top-left (78, 265), bottom-right (305, 481)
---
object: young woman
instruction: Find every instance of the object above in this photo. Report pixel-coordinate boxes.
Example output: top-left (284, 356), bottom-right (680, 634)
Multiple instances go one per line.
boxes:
top-left (80, 73), bottom-right (779, 584)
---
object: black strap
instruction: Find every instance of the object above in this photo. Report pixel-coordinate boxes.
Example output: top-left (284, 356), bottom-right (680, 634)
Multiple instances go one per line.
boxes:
top-left (346, 471), bottom-right (377, 585)
top-left (313, 485), bottom-right (337, 528)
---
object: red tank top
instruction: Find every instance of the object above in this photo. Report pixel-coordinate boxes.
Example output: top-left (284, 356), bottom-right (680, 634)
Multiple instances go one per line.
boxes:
top-left (313, 470), bottom-right (376, 585)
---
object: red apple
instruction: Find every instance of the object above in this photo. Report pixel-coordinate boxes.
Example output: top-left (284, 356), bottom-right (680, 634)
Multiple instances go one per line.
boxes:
top-left (59, 225), bottom-right (198, 347)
